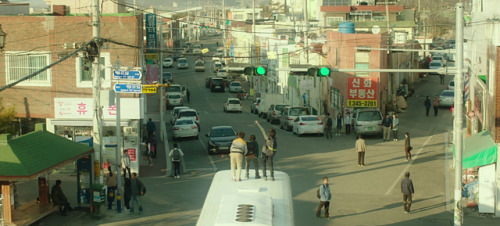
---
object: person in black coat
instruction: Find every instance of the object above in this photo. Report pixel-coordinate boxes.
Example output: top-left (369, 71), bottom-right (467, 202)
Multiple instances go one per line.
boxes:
top-left (123, 169), bottom-right (132, 209)
top-left (51, 180), bottom-right (72, 216)
top-left (424, 96), bottom-right (431, 116)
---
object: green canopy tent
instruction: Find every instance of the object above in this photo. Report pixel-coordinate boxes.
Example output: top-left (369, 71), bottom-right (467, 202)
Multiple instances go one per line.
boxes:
top-left (452, 131), bottom-right (497, 169)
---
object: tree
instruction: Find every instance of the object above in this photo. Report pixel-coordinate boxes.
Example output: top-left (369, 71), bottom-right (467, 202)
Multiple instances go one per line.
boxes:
top-left (0, 98), bottom-right (15, 135)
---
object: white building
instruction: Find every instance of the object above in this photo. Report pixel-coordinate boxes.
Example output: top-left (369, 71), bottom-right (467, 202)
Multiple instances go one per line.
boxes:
top-left (44, 0), bottom-right (126, 14)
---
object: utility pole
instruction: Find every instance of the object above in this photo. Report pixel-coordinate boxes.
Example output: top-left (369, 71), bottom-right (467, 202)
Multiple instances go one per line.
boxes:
top-left (223, 0), bottom-right (226, 60)
top-left (159, 13), bottom-right (165, 142)
top-left (304, 0), bottom-right (309, 64)
top-left (252, 0), bottom-right (256, 65)
top-left (91, 0), bottom-right (103, 184)
top-left (453, 3), bottom-right (464, 225)
top-left (114, 60), bottom-right (122, 213)
top-left (385, 1), bottom-right (393, 114)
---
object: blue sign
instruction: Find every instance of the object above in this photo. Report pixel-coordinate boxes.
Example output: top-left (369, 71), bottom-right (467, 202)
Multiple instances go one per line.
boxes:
top-left (113, 70), bottom-right (142, 80)
top-left (113, 83), bottom-right (142, 93)
top-left (145, 14), bottom-right (157, 53)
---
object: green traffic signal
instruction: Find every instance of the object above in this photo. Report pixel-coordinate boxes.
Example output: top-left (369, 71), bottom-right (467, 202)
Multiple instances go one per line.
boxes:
top-left (319, 67), bottom-right (330, 77)
top-left (255, 66), bottom-right (266, 75)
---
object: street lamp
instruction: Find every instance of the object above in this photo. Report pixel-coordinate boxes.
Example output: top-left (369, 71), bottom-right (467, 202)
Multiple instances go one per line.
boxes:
top-left (0, 24), bottom-right (7, 50)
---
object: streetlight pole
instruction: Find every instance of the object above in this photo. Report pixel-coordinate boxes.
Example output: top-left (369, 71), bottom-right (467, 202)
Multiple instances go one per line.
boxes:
top-left (453, 3), bottom-right (464, 226)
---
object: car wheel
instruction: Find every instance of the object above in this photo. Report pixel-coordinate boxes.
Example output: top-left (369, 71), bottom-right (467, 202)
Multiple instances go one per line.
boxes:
top-left (287, 125), bottom-right (292, 132)
top-left (266, 116), bottom-right (270, 122)
top-left (195, 135), bottom-right (199, 140)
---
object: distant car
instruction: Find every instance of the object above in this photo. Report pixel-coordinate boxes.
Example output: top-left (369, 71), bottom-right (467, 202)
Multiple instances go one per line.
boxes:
top-left (193, 48), bottom-right (202, 55)
top-left (193, 44), bottom-right (201, 49)
top-left (439, 90), bottom-right (455, 107)
top-left (177, 58), bottom-right (188, 69)
top-left (205, 76), bottom-right (216, 88)
top-left (176, 109), bottom-right (200, 130)
top-left (213, 62), bottom-right (222, 72)
top-left (171, 106), bottom-right (189, 125)
top-left (166, 92), bottom-right (183, 109)
top-left (205, 126), bottom-right (237, 155)
top-left (251, 98), bottom-right (261, 114)
top-left (195, 60), bottom-right (205, 72)
top-left (162, 72), bottom-right (173, 83)
top-left (162, 58), bottom-right (173, 68)
top-left (172, 118), bottom-right (198, 140)
top-left (228, 81), bottom-right (242, 93)
top-left (210, 78), bottom-right (225, 92)
top-left (223, 98), bottom-right (242, 113)
top-left (215, 49), bottom-right (223, 57)
top-left (447, 79), bottom-right (455, 90)
top-left (429, 61), bottom-right (444, 75)
top-left (172, 53), bottom-right (182, 61)
top-left (431, 55), bottom-right (446, 65)
top-left (293, 115), bottom-right (324, 136)
top-left (216, 68), bottom-right (228, 79)
top-left (266, 104), bottom-right (289, 124)
top-left (280, 107), bottom-right (309, 131)
top-left (352, 108), bottom-right (383, 137)
top-left (166, 84), bottom-right (186, 97)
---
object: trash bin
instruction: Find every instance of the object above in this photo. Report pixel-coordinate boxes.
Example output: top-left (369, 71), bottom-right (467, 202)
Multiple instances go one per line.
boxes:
top-left (91, 184), bottom-right (106, 218)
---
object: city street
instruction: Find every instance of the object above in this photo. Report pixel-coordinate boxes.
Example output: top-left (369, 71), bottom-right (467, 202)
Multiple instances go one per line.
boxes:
top-left (18, 37), bottom-right (498, 226)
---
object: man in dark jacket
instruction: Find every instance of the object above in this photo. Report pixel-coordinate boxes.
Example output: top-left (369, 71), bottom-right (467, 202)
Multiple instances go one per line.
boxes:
top-left (424, 96), bottom-right (431, 116)
top-left (51, 180), bottom-right (72, 216)
top-left (146, 118), bottom-right (156, 139)
top-left (401, 172), bottom-right (415, 213)
top-left (245, 135), bottom-right (261, 179)
top-left (129, 173), bottom-right (146, 215)
top-left (382, 114), bottom-right (392, 141)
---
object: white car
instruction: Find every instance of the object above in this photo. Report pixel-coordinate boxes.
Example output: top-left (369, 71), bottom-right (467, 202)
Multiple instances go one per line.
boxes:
top-left (228, 81), bottom-right (242, 93)
top-left (193, 48), bottom-right (202, 54)
top-left (217, 68), bottom-right (228, 79)
top-left (177, 109), bottom-right (200, 130)
top-left (177, 58), bottom-right (188, 69)
top-left (166, 92), bottom-right (183, 108)
top-left (162, 58), bottom-right (173, 68)
top-left (293, 115), bottom-right (324, 136)
top-left (173, 118), bottom-right (199, 140)
top-left (171, 106), bottom-right (189, 125)
top-left (223, 98), bottom-right (242, 113)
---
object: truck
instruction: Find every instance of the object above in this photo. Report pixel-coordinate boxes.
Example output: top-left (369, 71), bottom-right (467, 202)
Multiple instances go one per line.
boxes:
top-left (257, 93), bottom-right (285, 118)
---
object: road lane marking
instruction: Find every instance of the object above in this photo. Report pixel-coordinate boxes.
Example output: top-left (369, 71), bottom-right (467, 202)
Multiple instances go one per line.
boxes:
top-left (198, 139), bottom-right (217, 172)
top-left (384, 134), bottom-right (434, 196)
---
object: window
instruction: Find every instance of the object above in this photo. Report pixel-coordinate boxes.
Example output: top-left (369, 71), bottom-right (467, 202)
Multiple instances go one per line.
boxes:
top-left (5, 51), bottom-right (51, 86)
top-left (323, 0), bottom-right (350, 5)
top-left (326, 17), bottom-right (343, 26)
top-left (330, 88), bottom-right (341, 110)
top-left (355, 52), bottom-right (370, 77)
top-left (75, 52), bottom-right (110, 88)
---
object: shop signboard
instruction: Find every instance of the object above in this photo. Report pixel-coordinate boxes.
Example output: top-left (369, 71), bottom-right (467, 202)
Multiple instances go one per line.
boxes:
top-left (347, 77), bottom-right (378, 108)
top-left (54, 98), bottom-right (142, 120)
top-left (127, 148), bottom-right (137, 161)
top-left (145, 14), bottom-right (157, 53)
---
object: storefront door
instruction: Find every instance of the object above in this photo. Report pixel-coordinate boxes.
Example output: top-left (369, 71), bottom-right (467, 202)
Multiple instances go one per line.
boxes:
top-left (478, 163), bottom-right (496, 213)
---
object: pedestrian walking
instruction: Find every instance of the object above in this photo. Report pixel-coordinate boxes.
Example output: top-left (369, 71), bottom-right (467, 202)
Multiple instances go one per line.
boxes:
top-left (424, 96), bottom-right (431, 116)
top-left (344, 112), bottom-right (352, 135)
top-left (433, 95), bottom-right (441, 116)
top-left (143, 142), bottom-right (153, 166)
top-left (186, 88), bottom-right (191, 103)
top-left (216, 41), bottom-right (219, 46)
top-left (316, 176), bottom-right (332, 219)
top-left (404, 132), bottom-right (412, 161)
top-left (230, 132), bottom-right (248, 182)
top-left (382, 114), bottom-right (392, 141)
top-left (401, 172), bottom-right (415, 213)
top-left (105, 165), bottom-right (117, 210)
top-left (146, 118), bottom-right (156, 139)
top-left (439, 74), bottom-right (445, 85)
top-left (325, 113), bottom-right (333, 140)
top-left (123, 168), bottom-right (131, 210)
top-left (129, 172), bottom-right (146, 215)
top-left (392, 114), bottom-right (400, 141)
top-left (169, 143), bottom-right (184, 178)
top-left (149, 131), bottom-right (158, 158)
top-left (245, 135), bottom-right (261, 179)
top-left (256, 121), bottom-right (278, 181)
top-left (51, 180), bottom-right (73, 216)
top-left (121, 149), bottom-right (131, 177)
top-left (335, 113), bottom-right (343, 136)
top-left (355, 135), bottom-right (366, 166)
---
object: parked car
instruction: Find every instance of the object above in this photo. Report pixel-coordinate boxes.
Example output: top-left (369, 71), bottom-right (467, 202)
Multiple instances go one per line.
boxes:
top-left (166, 92), bottom-right (183, 109)
top-left (166, 84), bottom-right (186, 97)
top-left (193, 48), bottom-right (202, 55)
top-left (162, 72), bottom-right (173, 83)
top-left (210, 78), bottom-right (225, 92)
top-left (216, 68), bottom-right (229, 79)
top-left (177, 58), bottom-right (188, 69)
top-left (228, 81), bottom-right (242, 93)
top-left (223, 98), bottom-right (242, 113)
top-left (251, 98), bottom-right (261, 114)
top-left (171, 106), bottom-right (189, 125)
top-left (429, 61), bottom-right (444, 75)
top-left (280, 107), bottom-right (309, 131)
top-left (352, 108), bottom-right (383, 137)
top-left (176, 109), bottom-right (200, 129)
top-left (293, 115), bottom-right (324, 136)
top-left (439, 90), bottom-right (455, 107)
top-left (447, 79), bottom-right (455, 90)
top-left (195, 60), bottom-right (205, 72)
top-left (162, 57), bottom-right (173, 68)
top-left (205, 126), bottom-right (237, 155)
top-left (172, 118), bottom-right (198, 140)
top-left (266, 104), bottom-right (289, 124)
top-left (431, 55), bottom-right (446, 65)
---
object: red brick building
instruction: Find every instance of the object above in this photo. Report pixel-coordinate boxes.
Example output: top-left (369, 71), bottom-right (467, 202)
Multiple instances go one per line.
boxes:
top-left (0, 14), bottom-right (142, 132)
top-left (325, 31), bottom-right (389, 112)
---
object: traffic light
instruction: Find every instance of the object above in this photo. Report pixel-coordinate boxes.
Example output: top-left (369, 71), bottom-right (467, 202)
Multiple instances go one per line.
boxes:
top-left (307, 67), bottom-right (318, 76)
top-left (307, 66), bottom-right (330, 77)
top-left (243, 66), bottom-right (267, 76)
top-left (255, 66), bottom-right (267, 76)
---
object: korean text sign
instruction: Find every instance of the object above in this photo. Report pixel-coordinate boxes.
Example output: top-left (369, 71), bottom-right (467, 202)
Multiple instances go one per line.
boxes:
top-left (347, 77), bottom-right (378, 107)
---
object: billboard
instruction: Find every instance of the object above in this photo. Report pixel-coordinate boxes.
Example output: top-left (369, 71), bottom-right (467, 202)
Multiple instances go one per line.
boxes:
top-left (347, 77), bottom-right (378, 108)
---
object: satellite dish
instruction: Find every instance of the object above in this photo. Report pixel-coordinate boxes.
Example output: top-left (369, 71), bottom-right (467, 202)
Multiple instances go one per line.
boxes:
top-left (372, 25), bottom-right (380, 34)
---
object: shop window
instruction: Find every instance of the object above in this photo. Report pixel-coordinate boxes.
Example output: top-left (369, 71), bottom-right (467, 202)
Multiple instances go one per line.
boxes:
top-left (75, 52), bottom-right (110, 88)
top-left (5, 51), bottom-right (51, 86)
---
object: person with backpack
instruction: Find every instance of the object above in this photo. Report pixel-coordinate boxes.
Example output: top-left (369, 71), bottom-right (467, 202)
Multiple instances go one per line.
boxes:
top-left (169, 143), bottom-right (184, 178)
top-left (245, 135), bottom-right (261, 179)
top-left (256, 121), bottom-right (277, 181)
top-left (129, 172), bottom-right (146, 216)
top-left (325, 113), bottom-right (333, 140)
top-left (316, 176), bottom-right (332, 219)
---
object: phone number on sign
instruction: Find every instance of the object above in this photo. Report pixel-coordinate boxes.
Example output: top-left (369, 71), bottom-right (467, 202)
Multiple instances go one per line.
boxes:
top-left (347, 100), bottom-right (377, 107)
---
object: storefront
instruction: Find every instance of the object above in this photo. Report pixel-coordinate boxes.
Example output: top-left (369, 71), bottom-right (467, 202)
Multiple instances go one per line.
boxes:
top-left (46, 97), bottom-right (144, 175)
top-left (454, 131), bottom-right (498, 213)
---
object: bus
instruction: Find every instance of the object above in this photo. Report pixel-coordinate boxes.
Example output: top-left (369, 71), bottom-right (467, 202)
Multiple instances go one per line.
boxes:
top-left (197, 170), bottom-right (294, 226)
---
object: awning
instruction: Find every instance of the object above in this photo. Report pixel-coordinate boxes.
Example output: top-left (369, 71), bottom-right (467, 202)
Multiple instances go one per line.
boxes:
top-left (453, 131), bottom-right (497, 169)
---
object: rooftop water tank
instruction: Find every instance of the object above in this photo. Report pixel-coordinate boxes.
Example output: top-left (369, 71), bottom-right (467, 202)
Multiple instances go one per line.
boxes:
top-left (339, 21), bottom-right (355, 34)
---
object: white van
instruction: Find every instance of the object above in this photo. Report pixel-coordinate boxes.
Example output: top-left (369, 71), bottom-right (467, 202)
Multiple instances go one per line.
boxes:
top-left (197, 170), bottom-right (294, 226)
top-left (166, 84), bottom-right (186, 97)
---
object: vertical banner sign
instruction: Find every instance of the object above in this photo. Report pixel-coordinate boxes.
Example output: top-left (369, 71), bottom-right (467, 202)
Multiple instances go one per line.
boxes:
top-left (347, 77), bottom-right (378, 107)
top-left (145, 14), bottom-right (157, 53)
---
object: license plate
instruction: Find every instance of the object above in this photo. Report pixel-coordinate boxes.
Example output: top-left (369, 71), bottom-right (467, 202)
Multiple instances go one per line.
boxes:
top-left (367, 127), bottom-right (373, 130)
top-left (219, 146), bottom-right (228, 150)
top-left (216, 86), bottom-right (220, 88)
